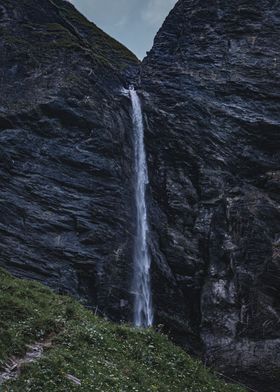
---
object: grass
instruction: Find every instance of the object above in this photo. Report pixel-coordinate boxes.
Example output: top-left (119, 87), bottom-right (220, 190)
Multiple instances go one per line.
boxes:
top-left (0, 269), bottom-right (245, 391)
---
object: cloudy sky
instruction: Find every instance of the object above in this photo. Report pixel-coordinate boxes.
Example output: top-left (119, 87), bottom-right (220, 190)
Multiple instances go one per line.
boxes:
top-left (70, 0), bottom-right (177, 59)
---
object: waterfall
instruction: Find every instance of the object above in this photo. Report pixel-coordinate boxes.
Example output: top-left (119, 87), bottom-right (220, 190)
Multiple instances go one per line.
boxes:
top-left (129, 87), bottom-right (153, 328)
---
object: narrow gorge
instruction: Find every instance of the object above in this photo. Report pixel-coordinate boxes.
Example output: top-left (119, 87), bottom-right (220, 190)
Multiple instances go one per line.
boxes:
top-left (0, 0), bottom-right (279, 391)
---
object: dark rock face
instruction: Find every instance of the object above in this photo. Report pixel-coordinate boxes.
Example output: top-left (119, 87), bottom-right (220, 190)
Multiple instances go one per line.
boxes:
top-left (0, 0), bottom-right (139, 321)
top-left (1, 0), bottom-right (280, 390)
top-left (141, 0), bottom-right (280, 390)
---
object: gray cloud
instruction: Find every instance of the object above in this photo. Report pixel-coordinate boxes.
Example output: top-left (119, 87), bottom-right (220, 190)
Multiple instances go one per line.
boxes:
top-left (141, 0), bottom-right (177, 26)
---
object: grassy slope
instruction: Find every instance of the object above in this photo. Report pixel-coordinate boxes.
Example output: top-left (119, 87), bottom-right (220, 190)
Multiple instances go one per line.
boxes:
top-left (0, 269), bottom-right (245, 392)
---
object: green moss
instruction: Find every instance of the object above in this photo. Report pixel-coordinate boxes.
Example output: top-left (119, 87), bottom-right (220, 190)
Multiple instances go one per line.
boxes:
top-left (0, 269), bottom-right (244, 392)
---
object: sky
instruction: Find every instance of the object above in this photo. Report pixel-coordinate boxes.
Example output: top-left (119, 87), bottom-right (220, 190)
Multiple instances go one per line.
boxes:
top-left (69, 0), bottom-right (177, 59)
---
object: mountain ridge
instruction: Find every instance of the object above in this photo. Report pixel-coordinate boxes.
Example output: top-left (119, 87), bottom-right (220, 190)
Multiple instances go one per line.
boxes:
top-left (0, 0), bottom-right (279, 390)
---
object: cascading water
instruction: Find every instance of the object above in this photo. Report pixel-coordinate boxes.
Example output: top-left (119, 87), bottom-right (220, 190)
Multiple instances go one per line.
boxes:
top-left (129, 86), bottom-right (153, 328)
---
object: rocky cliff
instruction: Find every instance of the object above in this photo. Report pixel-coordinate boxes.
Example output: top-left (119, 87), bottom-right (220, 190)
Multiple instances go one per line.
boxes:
top-left (0, 0), bottom-right (139, 321)
top-left (0, 0), bottom-right (279, 390)
top-left (141, 0), bottom-right (280, 390)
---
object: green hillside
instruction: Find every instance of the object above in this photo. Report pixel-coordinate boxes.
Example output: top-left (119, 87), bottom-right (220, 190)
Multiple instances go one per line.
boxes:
top-left (0, 269), bottom-right (244, 392)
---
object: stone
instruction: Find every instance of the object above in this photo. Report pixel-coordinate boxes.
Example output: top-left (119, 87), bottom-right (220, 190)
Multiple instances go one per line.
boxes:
top-left (141, 1), bottom-right (280, 390)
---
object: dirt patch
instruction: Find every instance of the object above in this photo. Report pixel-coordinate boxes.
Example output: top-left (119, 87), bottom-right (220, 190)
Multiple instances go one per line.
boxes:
top-left (0, 336), bottom-right (53, 385)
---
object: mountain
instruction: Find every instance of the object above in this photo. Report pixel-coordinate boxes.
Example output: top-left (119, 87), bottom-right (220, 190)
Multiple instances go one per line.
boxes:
top-left (141, 0), bottom-right (280, 390)
top-left (0, 0), bottom-right (279, 390)
top-left (0, 0), bottom-right (138, 321)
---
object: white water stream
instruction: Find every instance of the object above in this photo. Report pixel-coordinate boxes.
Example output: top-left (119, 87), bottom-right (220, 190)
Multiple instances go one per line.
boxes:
top-left (129, 87), bottom-right (153, 328)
